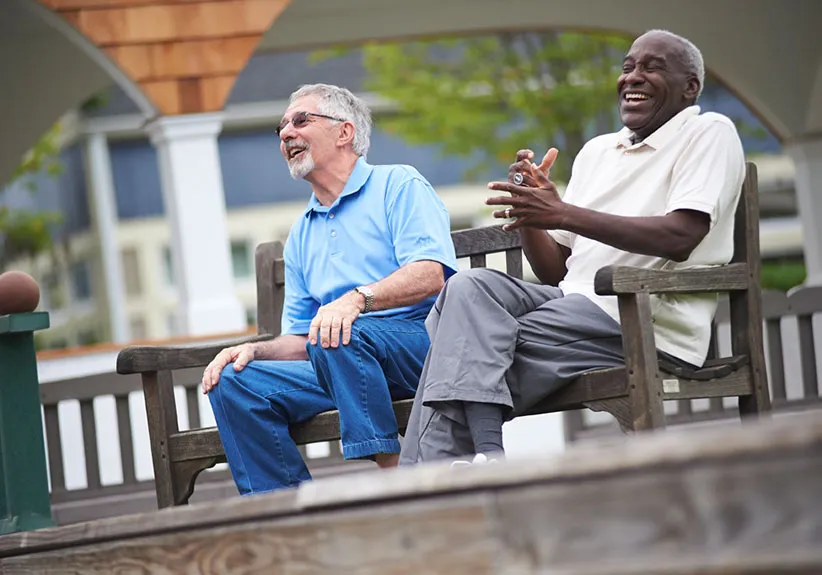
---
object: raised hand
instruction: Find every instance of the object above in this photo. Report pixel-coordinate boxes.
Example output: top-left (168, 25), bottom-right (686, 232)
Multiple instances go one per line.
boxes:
top-left (488, 148), bottom-right (566, 231)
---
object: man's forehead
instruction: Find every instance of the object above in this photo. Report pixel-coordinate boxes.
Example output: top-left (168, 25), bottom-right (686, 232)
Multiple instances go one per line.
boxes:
top-left (284, 95), bottom-right (320, 116)
top-left (626, 34), bottom-right (675, 60)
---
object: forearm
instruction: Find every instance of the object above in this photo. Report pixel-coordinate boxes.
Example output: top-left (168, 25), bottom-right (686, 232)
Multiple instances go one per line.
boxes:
top-left (521, 229), bottom-right (569, 286)
top-left (365, 260), bottom-right (445, 311)
top-left (255, 334), bottom-right (309, 361)
top-left (562, 205), bottom-right (705, 262)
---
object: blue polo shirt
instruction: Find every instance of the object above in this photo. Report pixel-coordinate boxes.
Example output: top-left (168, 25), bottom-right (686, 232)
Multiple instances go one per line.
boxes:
top-left (281, 157), bottom-right (459, 335)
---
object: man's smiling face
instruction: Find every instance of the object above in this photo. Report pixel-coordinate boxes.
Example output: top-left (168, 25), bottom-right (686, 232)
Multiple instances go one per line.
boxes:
top-left (617, 33), bottom-right (700, 142)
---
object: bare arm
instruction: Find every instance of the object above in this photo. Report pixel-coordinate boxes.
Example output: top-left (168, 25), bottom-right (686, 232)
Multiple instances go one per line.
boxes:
top-left (520, 229), bottom-right (571, 286)
top-left (308, 260), bottom-right (445, 349)
top-left (201, 334), bottom-right (309, 393)
top-left (489, 149), bottom-right (709, 264)
top-left (360, 259), bottom-right (445, 311)
top-left (561, 206), bottom-right (709, 262)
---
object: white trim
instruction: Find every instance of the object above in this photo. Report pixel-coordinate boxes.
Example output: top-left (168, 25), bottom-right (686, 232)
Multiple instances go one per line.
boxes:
top-left (80, 93), bottom-right (398, 138)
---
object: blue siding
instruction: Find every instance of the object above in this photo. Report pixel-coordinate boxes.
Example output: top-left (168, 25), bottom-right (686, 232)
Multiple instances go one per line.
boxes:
top-left (110, 139), bottom-right (164, 220)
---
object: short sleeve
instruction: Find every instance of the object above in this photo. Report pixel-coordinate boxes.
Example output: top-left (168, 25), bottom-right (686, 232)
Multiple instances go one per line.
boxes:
top-left (547, 146), bottom-right (587, 248)
top-left (386, 176), bottom-right (459, 279)
top-left (666, 121), bottom-right (745, 224)
top-left (280, 235), bottom-right (318, 336)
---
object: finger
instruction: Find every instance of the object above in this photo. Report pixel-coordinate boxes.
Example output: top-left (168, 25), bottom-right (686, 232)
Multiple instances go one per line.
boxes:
top-left (330, 316), bottom-right (343, 348)
top-left (536, 148), bottom-right (559, 174)
top-left (485, 194), bottom-right (524, 206)
top-left (503, 217), bottom-right (528, 232)
top-left (515, 149), bottom-right (535, 162)
top-left (320, 316), bottom-right (332, 348)
top-left (309, 316), bottom-right (321, 345)
top-left (508, 159), bottom-right (535, 178)
top-left (233, 347), bottom-right (253, 371)
top-left (342, 317), bottom-right (353, 345)
top-left (492, 209), bottom-right (517, 219)
top-left (487, 182), bottom-right (529, 195)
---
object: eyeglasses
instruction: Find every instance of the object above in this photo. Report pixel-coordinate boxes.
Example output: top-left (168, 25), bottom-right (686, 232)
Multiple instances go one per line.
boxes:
top-left (275, 111), bottom-right (346, 137)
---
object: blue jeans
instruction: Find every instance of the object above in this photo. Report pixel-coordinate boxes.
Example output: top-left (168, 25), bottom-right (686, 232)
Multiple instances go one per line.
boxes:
top-left (208, 310), bottom-right (429, 495)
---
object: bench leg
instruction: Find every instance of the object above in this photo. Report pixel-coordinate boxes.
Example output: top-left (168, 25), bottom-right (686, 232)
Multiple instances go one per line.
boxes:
top-left (618, 293), bottom-right (666, 431)
top-left (583, 398), bottom-right (635, 434)
top-left (172, 457), bottom-right (221, 506)
top-left (142, 370), bottom-right (180, 509)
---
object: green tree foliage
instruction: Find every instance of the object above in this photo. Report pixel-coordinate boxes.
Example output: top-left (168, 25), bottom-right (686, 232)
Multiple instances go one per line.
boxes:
top-left (315, 32), bottom-right (631, 182)
top-left (0, 123), bottom-right (64, 273)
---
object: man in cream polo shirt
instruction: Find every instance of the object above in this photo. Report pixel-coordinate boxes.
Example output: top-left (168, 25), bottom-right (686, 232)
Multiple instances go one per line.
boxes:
top-left (400, 29), bottom-right (746, 465)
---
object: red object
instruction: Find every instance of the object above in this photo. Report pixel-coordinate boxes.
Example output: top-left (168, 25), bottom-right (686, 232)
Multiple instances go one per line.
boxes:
top-left (0, 271), bottom-right (41, 315)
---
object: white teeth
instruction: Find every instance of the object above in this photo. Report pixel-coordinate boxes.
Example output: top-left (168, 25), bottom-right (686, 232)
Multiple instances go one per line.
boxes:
top-left (625, 92), bottom-right (650, 101)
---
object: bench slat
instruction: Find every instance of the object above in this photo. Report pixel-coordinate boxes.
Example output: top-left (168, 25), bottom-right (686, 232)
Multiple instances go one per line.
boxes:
top-left (594, 263), bottom-right (749, 295)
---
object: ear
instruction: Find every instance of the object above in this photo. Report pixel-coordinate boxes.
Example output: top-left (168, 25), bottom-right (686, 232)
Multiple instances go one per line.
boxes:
top-left (684, 76), bottom-right (700, 104)
top-left (336, 121), bottom-right (356, 149)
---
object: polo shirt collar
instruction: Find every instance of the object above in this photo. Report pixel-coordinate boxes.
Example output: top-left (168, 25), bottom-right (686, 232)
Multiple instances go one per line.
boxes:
top-left (303, 156), bottom-right (374, 217)
top-left (616, 105), bottom-right (701, 150)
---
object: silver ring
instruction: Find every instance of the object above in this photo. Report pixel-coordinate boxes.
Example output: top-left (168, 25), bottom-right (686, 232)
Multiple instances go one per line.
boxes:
top-left (513, 173), bottom-right (524, 185)
top-left (505, 208), bottom-right (512, 219)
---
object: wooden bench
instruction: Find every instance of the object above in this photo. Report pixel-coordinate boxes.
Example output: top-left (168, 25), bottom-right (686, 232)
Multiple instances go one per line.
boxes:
top-left (117, 161), bottom-right (770, 509)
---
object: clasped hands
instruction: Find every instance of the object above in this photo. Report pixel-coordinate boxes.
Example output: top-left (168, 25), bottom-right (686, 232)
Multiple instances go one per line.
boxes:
top-left (487, 147), bottom-right (568, 231)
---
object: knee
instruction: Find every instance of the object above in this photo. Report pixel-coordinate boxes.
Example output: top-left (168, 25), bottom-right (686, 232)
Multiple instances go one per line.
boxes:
top-left (305, 326), bottom-right (365, 364)
top-left (207, 364), bottom-right (244, 406)
top-left (443, 268), bottom-right (499, 299)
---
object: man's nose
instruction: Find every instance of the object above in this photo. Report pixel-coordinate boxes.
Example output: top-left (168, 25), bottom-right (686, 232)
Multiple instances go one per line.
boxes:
top-left (623, 68), bottom-right (645, 86)
top-left (279, 122), bottom-right (297, 140)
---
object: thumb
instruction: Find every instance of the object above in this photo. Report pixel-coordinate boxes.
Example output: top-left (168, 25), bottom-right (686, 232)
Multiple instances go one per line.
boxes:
top-left (535, 148), bottom-right (559, 175)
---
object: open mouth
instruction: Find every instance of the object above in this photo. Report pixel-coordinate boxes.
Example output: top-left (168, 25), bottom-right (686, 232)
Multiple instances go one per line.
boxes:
top-left (622, 92), bottom-right (652, 104)
top-left (286, 145), bottom-right (308, 161)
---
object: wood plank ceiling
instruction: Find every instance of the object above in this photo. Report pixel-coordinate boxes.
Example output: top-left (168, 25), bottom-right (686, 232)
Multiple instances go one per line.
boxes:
top-left (37, 0), bottom-right (292, 115)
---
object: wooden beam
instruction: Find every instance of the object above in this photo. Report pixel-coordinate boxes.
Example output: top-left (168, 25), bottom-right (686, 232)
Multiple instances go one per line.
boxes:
top-left (37, 0), bottom-right (292, 115)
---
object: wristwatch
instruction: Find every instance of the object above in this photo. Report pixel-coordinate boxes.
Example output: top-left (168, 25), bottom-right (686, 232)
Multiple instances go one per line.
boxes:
top-left (355, 286), bottom-right (374, 313)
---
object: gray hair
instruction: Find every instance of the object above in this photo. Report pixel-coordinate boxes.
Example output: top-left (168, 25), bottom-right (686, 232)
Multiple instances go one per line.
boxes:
top-left (289, 83), bottom-right (372, 157)
top-left (637, 29), bottom-right (705, 101)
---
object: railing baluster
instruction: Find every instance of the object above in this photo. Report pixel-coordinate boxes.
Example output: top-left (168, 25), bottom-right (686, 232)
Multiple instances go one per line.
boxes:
top-left (765, 317), bottom-right (787, 401)
top-left (79, 399), bottom-right (101, 490)
top-left (43, 404), bottom-right (65, 494)
top-left (797, 314), bottom-right (819, 399)
top-left (115, 394), bottom-right (136, 486)
top-left (186, 385), bottom-right (201, 430)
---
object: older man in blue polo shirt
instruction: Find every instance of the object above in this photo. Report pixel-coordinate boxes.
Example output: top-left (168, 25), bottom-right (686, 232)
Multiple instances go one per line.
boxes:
top-left (201, 83), bottom-right (458, 495)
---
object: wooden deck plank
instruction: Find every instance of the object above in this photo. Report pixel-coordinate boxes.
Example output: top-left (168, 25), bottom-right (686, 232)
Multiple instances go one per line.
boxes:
top-left (1, 412), bottom-right (820, 573)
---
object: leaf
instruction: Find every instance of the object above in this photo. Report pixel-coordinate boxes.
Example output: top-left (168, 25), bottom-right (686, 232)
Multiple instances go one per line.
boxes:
top-left (319, 32), bottom-right (630, 183)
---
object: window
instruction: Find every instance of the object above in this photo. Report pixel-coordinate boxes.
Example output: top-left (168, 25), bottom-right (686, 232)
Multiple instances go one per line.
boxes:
top-left (129, 317), bottom-right (147, 340)
top-left (121, 248), bottom-right (142, 297)
top-left (41, 271), bottom-right (65, 310)
top-left (70, 260), bottom-right (92, 302)
top-left (162, 246), bottom-right (175, 286)
top-left (231, 241), bottom-right (253, 279)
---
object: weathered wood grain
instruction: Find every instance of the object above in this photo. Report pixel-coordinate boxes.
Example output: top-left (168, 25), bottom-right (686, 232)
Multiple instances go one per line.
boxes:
top-left (254, 241), bottom-right (284, 336)
top-left (594, 262), bottom-right (749, 296)
top-left (731, 163), bottom-right (772, 417)
top-left (451, 225), bottom-right (521, 258)
top-left (1, 412), bottom-right (820, 571)
top-left (618, 292), bottom-right (665, 430)
top-left (117, 333), bottom-right (273, 374)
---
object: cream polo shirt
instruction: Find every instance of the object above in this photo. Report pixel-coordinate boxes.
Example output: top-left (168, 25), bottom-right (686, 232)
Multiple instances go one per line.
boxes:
top-left (549, 106), bottom-right (745, 366)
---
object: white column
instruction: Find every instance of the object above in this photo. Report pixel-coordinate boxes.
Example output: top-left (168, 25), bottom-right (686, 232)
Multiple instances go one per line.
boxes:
top-left (789, 137), bottom-right (822, 285)
top-left (146, 113), bottom-right (246, 336)
top-left (85, 132), bottom-right (130, 343)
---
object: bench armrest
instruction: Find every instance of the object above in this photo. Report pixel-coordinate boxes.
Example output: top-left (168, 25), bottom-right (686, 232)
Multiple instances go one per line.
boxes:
top-left (594, 263), bottom-right (749, 296)
top-left (116, 333), bottom-right (275, 374)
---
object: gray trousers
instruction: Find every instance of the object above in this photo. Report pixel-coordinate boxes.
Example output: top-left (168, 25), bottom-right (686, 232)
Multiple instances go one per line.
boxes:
top-left (399, 268), bottom-right (627, 464)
